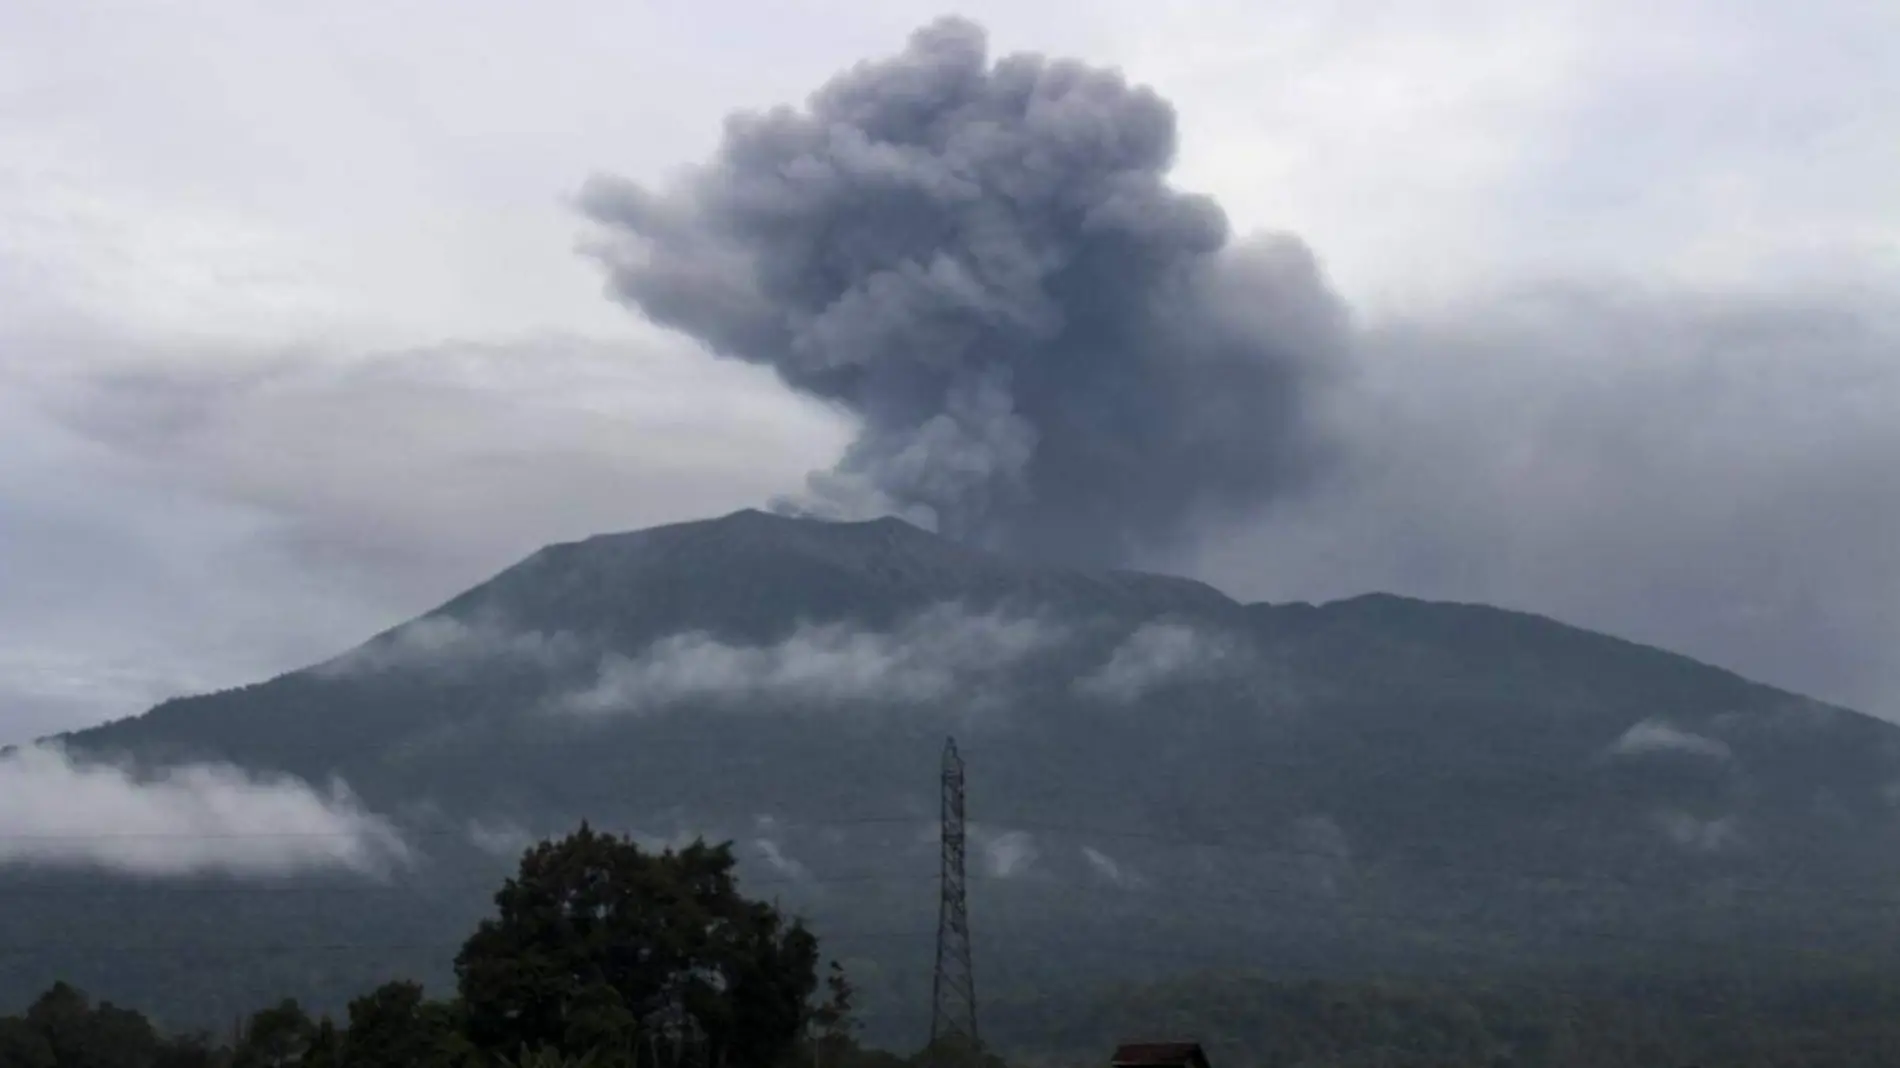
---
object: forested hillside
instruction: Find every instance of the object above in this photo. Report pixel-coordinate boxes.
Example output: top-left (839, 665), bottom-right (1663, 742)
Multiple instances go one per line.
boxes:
top-left (9, 511), bottom-right (1900, 1053)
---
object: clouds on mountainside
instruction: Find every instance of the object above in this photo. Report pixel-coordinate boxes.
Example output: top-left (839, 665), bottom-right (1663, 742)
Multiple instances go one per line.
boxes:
top-left (1610, 719), bottom-right (1733, 762)
top-left (314, 613), bottom-right (581, 680)
top-left (556, 607), bottom-right (1259, 718)
top-left (559, 604), bottom-right (1064, 716)
top-left (972, 826), bottom-right (1039, 878)
top-left (1080, 845), bottom-right (1143, 888)
top-left (1652, 809), bottom-right (1743, 853)
top-left (0, 743), bottom-right (406, 877)
top-left (1074, 621), bottom-right (1242, 703)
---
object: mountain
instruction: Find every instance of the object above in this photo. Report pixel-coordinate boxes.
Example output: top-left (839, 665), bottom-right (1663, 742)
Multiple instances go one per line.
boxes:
top-left (9, 509), bottom-right (1900, 1046)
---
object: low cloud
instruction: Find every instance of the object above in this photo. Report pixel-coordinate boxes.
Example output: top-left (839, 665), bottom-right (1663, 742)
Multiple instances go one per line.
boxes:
top-left (0, 742), bottom-right (406, 877)
top-left (974, 827), bottom-right (1038, 879)
top-left (314, 613), bottom-right (581, 680)
top-left (464, 817), bottom-right (537, 859)
top-left (1080, 845), bottom-right (1144, 889)
top-left (1652, 809), bottom-right (1743, 853)
top-left (1289, 813), bottom-right (1352, 861)
top-left (1288, 813), bottom-right (1352, 894)
top-left (559, 604), bottom-right (1062, 716)
top-left (753, 838), bottom-right (812, 883)
top-left (1610, 719), bottom-right (1733, 762)
top-left (1074, 622), bottom-right (1241, 703)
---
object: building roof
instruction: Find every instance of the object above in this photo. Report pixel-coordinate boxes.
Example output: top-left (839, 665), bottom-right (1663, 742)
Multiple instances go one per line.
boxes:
top-left (1110, 1043), bottom-right (1209, 1068)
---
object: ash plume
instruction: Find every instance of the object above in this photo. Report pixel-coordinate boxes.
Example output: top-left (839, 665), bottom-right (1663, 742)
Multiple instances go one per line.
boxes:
top-left (579, 17), bottom-right (1347, 565)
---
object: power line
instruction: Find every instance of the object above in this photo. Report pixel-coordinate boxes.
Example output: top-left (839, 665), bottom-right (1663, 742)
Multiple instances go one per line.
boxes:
top-left (0, 870), bottom-right (940, 898)
top-left (0, 814), bottom-right (924, 843)
top-left (0, 928), bottom-right (940, 958)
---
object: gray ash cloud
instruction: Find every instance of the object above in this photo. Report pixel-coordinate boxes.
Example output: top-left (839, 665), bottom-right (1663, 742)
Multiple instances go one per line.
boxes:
top-left (578, 16), bottom-right (1348, 566)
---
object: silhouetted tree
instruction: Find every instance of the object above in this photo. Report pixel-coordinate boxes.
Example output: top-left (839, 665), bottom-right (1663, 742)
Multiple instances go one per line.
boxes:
top-left (300, 1018), bottom-right (342, 1068)
top-left (233, 999), bottom-right (315, 1068)
top-left (454, 823), bottom-right (819, 1067)
top-left (339, 981), bottom-right (468, 1068)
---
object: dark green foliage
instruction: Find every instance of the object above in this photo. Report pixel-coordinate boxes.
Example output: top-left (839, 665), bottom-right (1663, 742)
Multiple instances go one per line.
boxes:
top-left (151, 1034), bottom-right (219, 1068)
top-left (336, 982), bottom-right (464, 1068)
top-left (0, 1014), bottom-right (57, 1068)
top-left (910, 1035), bottom-right (1009, 1068)
top-left (0, 982), bottom-right (204, 1068)
top-left (232, 1000), bottom-right (314, 1068)
top-left (810, 963), bottom-right (857, 1049)
top-left (298, 1018), bottom-right (340, 1068)
top-left (988, 969), bottom-right (1900, 1067)
top-left (33, 961), bottom-right (1900, 1067)
top-left (0, 823), bottom-right (834, 1068)
top-left (454, 824), bottom-right (819, 1067)
top-left (15, 511), bottom-right (1900, 1052)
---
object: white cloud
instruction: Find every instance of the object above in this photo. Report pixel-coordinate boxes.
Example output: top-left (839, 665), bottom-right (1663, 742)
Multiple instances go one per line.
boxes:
top-left (1652, 809), bottom-right (1742, 853)
top-left (975, 828), bottom-right (1038, 879)
top-left (1074, 622), bottom-right (1240, 703)
top-left (314, 613), bottom-right (581, 680)
top-left (464, 817), bottom-right (536, 858)
top-left (559, 604), bottom-right (1063, 716)
top-left (0, 742), bottom-right (407, 877)
top-left (1609, 719), bottom-right (1733, 762)
top-left (1080, 845), bottom-right (1144, 888)
top-left (753, 838), bottom-right (812, 883)
top-left (1289, 813), bottom-right (1351, 861)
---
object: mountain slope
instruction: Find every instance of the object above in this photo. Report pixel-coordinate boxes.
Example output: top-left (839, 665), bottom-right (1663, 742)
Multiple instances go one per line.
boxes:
top-left (10, 509), bottom-right (1900, 1043)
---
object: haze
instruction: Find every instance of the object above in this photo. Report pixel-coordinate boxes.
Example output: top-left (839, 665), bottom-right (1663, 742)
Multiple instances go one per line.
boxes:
top-left (3, 0), bottom-right (1897, 746)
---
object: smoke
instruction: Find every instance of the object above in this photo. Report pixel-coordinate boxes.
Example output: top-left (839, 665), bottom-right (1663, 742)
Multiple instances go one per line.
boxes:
top-left (579, 17), bottom-right (1347, 566)
top-left (0, 742), bottom-right (407, 877)
top-left (558, 603), bottom-right (1062, 716)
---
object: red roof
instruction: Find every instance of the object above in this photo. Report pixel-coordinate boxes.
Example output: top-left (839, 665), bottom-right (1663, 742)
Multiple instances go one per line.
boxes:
top-left (1110, 1043), bottom-right (1209, 1068)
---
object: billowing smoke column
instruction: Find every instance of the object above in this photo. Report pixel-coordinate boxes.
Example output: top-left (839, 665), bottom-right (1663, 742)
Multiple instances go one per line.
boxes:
top-left (579, 17), bottom-right (1348, 565)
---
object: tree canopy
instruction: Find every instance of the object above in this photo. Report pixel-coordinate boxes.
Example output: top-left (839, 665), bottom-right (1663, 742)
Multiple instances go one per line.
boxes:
top-left (453, 824), bottom-right (820, 1067)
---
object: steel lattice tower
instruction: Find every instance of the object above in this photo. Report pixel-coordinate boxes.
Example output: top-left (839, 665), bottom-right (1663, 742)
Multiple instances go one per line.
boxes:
top-left (929, 736), bottom-right (979, 1054)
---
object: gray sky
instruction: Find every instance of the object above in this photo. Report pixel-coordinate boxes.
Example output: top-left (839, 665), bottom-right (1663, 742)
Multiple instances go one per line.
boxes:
top-left (3, 0), bottom-right (1898, 746)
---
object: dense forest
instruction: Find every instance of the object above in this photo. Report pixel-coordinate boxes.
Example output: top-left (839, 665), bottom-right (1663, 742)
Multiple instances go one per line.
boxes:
top-left (0, 824), bottom-right (906, 1068)
top-left (13, 823), bottom-right (1900, 1067)
top-left (33, 510), bottom-right (1900, 1051)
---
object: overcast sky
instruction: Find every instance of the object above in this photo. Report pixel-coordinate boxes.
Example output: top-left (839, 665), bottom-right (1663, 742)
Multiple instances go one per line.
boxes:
top-left (3, 0), bottom-right (1897, 745)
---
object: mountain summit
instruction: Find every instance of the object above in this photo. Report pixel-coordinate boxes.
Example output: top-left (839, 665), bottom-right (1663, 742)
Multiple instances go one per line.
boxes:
top-left (12, 509), bottom-right (1900, 1040)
